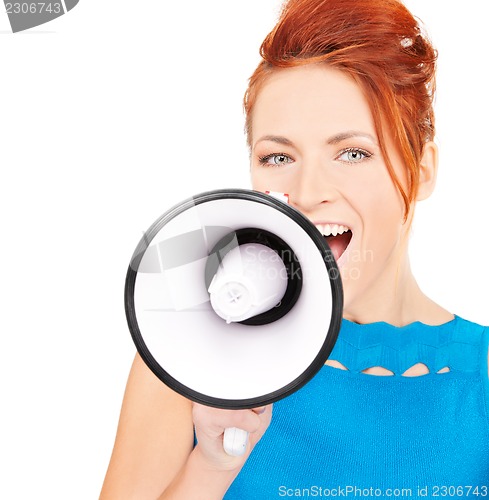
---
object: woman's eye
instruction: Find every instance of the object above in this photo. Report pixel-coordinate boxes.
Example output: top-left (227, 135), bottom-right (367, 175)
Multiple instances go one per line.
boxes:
top-left (337, 148), bottom-right (371, 163)
top-left (258, 153), bottom-right (294, 166)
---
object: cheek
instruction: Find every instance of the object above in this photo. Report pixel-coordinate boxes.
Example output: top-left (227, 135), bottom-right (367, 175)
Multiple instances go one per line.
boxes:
top-left (250, 167), bottom-right (264, 191)
top-left (364, 187), bottom-right (405, 260)
top-left (348, 170), bottom-right (405, 245)
top-left (251, 166), bottom-right (291, 194)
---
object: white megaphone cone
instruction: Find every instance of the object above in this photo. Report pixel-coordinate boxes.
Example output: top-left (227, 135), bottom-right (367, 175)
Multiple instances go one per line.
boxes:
top-left (125, 189), bottom-right (343, 456)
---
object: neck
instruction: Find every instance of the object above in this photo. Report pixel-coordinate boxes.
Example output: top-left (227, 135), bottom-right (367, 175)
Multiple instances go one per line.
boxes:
top-left (342, 254), bottom-right (453, 327)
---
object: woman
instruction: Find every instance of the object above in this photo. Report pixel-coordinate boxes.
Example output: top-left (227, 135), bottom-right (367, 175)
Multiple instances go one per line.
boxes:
top-left (100, 0), bottom-right (489, 497)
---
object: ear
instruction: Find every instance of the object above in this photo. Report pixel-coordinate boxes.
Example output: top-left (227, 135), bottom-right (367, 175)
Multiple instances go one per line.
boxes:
top-left (416, 141), bottom-right (438, 201)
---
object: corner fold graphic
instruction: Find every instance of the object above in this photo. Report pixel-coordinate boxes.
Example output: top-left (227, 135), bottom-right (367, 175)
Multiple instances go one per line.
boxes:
top-left (4, 0), bottom-right (79, 33)
top-left (64, 0), bottom-right (79, 12)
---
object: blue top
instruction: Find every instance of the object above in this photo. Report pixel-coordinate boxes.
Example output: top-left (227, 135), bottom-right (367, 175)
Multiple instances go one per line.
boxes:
top-left (225, 315), bottom-right (489, 499)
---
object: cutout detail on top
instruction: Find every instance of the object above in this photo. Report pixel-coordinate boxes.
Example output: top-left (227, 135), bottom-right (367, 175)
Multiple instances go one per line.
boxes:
top-left (437, 366), bottom-right (450, 374)
top-left (325, 359), bottom-right (348, 371)
top-left (361, 366), bottom-right (394, 376)
top-left (325, 359), bottom-right (452, 377)
top-left (402, 363), bottom-right (429, 377)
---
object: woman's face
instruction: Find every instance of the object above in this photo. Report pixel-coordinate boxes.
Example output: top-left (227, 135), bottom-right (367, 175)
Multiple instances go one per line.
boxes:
top-left (250, 64), bottom-right (410, 311)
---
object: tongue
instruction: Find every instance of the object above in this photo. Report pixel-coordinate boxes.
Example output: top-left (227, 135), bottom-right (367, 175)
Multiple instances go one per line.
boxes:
top-left (325, 232), bottom-right (351, 262)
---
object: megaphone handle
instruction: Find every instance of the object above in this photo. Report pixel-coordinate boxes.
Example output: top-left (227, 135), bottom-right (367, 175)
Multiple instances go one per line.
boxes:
top-left (223, 427), bottom-right (249, 456)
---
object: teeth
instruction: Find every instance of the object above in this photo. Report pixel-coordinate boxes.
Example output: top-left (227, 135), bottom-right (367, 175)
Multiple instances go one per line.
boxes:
top-left (315, 223), bottom-right (351, 237)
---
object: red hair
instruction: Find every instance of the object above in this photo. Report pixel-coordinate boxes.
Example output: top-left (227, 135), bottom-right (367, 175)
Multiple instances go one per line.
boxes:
top-left (244, 0), bottom-right (437, 217)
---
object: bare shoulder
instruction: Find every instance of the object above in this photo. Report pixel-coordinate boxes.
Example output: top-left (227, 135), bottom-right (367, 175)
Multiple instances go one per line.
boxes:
top-left (100, 353), bottom-right (194, 499)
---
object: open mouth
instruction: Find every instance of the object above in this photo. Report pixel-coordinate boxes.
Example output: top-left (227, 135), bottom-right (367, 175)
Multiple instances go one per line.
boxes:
top-left (315, 223), bottom-right (353, 264)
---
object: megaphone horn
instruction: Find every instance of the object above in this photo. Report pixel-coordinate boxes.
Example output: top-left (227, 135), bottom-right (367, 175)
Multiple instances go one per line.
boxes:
top-left (124, 189), bottom-right (343, 455)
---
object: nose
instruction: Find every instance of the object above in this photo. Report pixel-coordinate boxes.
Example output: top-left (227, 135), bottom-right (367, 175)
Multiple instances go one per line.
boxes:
top-left (289, 158), bottom-right (339, 215)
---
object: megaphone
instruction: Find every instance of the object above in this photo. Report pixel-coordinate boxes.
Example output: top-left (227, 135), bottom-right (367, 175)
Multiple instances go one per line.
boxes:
top-left (125, 189), bottom-right (343, 455)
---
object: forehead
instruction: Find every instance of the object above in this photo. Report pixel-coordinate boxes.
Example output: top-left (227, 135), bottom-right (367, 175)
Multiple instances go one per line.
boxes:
top-left (251, 65), bottom-right (376, 145)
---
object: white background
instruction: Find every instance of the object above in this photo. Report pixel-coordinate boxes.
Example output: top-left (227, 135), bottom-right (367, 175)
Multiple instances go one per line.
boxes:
top-left (1, 1), bottom-right (488, 498)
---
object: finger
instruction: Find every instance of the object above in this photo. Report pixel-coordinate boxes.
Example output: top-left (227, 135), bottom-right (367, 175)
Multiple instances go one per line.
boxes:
top-left (193, 405), bottom-right (262, 436)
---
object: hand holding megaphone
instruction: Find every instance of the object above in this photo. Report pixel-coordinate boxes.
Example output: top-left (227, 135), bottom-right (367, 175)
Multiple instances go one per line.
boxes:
top-left (192, 403), bottom-right (272, 466)
top-left (125, 189), bottom-right (342, 457)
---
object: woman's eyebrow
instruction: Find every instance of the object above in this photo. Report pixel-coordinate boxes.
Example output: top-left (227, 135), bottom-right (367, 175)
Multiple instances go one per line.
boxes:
top-left (254, 131), bottom-right (378, 149)
top-left (253, 135), bottom-right (294, 148)
top-left (327, 131), bottom-right (378, 146)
